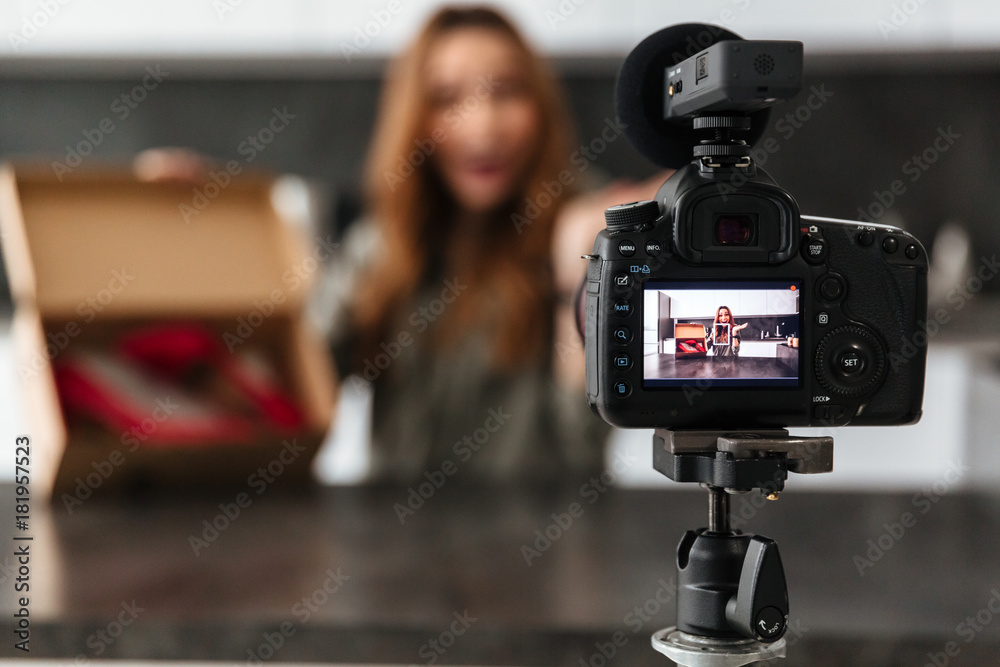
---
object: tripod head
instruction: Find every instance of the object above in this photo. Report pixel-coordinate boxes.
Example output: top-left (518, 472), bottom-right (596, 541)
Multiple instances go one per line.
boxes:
top-left (651, 429), bottom-right (833, 667)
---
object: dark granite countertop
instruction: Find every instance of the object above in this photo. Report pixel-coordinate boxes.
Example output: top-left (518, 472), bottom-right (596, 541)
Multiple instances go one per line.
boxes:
top-left (2, 482), bottom-right (999, 665)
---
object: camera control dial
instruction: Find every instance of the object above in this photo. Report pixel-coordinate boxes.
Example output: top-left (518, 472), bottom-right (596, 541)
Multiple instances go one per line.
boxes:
top-left (815, 325), bottom-right (886, 398)
top-left (604, 200), bottom-right (660, 232)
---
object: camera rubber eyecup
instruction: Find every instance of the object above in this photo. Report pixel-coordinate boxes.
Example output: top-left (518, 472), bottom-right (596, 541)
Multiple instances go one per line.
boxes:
top-left (815, 325), bottom-right (887, 398)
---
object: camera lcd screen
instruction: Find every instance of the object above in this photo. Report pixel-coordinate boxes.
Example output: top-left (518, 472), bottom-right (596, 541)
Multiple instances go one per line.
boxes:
top-left (642, 280), bottom-right (801, 389)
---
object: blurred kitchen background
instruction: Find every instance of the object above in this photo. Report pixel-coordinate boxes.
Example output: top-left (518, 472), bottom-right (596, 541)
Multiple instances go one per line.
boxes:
top-left (1, 0), bottom-right (999, 491)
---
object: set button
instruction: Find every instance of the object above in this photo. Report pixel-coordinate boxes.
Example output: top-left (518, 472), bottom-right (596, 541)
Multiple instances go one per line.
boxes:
top-left (836, 349), bottom-right (866, 377)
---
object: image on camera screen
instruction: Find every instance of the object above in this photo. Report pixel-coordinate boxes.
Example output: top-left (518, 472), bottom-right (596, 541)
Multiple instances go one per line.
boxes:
top-left (642, 280), bottom-right (801, 389)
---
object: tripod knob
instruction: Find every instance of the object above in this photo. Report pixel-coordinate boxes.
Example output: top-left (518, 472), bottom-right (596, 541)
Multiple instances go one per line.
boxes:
top-left (725, 536), bottom-right (789, 642)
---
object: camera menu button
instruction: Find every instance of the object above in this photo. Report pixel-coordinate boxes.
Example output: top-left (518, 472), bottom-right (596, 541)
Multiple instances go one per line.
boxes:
top-left (618, 240), bottom-right (637, 257)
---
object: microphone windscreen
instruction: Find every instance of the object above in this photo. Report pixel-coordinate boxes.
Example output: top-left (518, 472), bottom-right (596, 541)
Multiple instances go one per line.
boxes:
top-left (615, 23), bottom-right (770, 169)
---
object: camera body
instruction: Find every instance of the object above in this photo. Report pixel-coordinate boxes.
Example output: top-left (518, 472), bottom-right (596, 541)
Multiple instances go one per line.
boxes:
top-left (583, 25), bottom-right (927, 431)
top-left (584, 164), bottom-right (927, 430)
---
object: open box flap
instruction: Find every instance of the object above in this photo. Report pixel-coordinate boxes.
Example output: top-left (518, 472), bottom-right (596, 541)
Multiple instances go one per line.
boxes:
top-left (1, 164), bottom-right (311, 320)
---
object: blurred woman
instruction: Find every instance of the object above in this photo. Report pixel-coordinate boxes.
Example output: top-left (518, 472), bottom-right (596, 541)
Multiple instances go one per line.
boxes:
top-left (313, 6), bottom-right (619, 484)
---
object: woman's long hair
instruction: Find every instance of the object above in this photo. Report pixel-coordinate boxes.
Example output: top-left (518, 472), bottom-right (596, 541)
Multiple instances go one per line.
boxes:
top-left (353, 5), bottom-right (576, 371)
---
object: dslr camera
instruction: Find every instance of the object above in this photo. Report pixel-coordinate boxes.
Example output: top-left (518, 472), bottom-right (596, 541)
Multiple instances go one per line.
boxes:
top-left (584, 24), bottom-right (928, 430)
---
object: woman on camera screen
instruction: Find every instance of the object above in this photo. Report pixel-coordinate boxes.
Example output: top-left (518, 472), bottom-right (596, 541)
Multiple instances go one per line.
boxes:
top-left (707, 306), bottom-right (748, 357)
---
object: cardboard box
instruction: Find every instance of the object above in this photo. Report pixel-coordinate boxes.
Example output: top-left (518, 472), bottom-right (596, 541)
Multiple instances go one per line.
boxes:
top-left (0, 164), bottom-right (336, 499)
top-left (673, 322), bottom-right (707, 358)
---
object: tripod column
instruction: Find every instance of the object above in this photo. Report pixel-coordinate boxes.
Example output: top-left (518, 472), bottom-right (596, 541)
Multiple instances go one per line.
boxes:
top-left (707, 486), bottom-right (730, 533)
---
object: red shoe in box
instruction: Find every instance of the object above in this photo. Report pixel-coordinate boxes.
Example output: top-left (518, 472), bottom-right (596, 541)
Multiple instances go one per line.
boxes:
top-left (55, 352), bottom-right (256, 446)
top-left (118, 323), bottom-right (304, 430)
